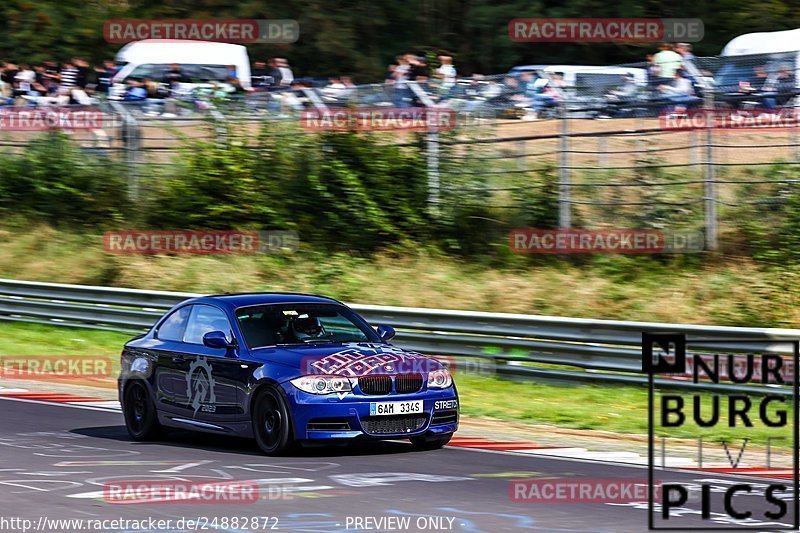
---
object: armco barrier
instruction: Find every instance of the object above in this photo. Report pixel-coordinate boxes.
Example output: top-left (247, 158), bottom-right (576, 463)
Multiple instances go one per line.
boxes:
top-left (0, 278), bottom-right (797, 393)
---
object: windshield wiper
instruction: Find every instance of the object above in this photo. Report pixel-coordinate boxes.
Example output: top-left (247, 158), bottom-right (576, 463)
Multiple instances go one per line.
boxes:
top-left (301, 338), bottom-right (335, 344)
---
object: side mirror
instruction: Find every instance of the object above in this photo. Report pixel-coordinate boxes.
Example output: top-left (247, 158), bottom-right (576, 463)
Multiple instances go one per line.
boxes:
top-left (376, 325), bottom-right (396, 342)
top-left (203, 330), bottom-right (232, 349)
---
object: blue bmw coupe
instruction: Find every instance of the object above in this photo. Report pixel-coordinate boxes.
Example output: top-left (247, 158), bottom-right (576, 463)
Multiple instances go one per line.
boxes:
top-left (119, 293), bottom-right (458, 455)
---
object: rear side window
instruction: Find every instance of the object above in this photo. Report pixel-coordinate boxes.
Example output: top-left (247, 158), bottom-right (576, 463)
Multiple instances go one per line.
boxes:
top-left (126, 64), bottom-right (231, 83)
top-left (157, 305), bottom-right (192, 341)
top-left (183, 305), bottom-right (232, 345)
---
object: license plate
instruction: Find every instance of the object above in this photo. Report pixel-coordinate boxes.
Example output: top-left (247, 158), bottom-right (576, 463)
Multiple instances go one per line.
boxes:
top-left (369, 400), bottom-right (423, 416)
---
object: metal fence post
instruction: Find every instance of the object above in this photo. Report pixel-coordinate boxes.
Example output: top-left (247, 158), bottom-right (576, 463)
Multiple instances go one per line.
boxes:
top-left (704, 94), bottom-right (718, 251)
top-left (598, 136), bottom-right (608, 168)
top-left (111, 102), bottom-right (140, 202)
top-left (427, 129), bottom-right (440, 215)
top-left (558, 102), bottom-right (571, 229)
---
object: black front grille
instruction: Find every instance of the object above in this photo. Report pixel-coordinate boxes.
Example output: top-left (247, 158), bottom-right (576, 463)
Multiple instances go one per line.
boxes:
top-left (431, 410), bottom-right (458, 425)
top-left (307, 418), bottom-right (351, 431)
top-left (395, 373), bottom-right (423, 393)
top-left (358, 375), bottom-right (392, 395)
top-left (361, 415), bottom-right (428, 435)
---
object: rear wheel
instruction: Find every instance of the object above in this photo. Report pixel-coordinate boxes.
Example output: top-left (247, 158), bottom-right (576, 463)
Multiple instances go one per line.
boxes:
top-left (123, 381), bottom-right (162, 440)
top-left (411, 433), bottom-right (452, 451)
top-left (252, 387), bottom-right (294, 456)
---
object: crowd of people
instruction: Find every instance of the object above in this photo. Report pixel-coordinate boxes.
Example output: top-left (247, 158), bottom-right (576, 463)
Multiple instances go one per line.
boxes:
top-left (0, 57), bottom-right (295, 106)
top-left (382, 53), bottom-right (458, 107)
top-left (1, 47), bottom-right (796, 119)
top-left (0, 58), bottom-right (117, 106)
top-left (646, 42), bottom-right (797, 114)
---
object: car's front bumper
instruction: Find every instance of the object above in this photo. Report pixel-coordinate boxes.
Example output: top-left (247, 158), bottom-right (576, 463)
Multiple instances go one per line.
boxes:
top-left (281, 382), bottom-right (459, 441)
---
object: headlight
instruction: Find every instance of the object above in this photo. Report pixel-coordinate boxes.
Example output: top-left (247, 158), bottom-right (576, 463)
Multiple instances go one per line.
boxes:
top-left (427, 368), bottom-right (452, 388)
top-left (290, 375), bottom-right (353, 395)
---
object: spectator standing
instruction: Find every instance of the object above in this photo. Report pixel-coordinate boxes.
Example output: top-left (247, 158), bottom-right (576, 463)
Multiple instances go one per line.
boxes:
top-left (385, 57), bottom-right (401, 83)
top-left (41, 61), bottom-right (60, 92)
top-left (408, 55), bottom-right (429, 82)
top-left (277, 58), bottom-right (294, 87)
top-left (435, 55), bottom-right (457, 94)
top-left (2, 62), bottom-right (19, 88)
top-left (407, 55), bottom-right (430, 106)
top-left (72, 58), bottom-right (91, 89)
top-left (653, 43), bottom-right (683, 83)
top-left (59, 62), bottom-right (79, 89)
top-left (95, 60), bottom-right (117, 95)
top-left (252, 61), bottom-right (271, 89)
top-left (645, 53), bottom-right (660, 97)
top-left (675, 43), bottom-right (695, 60)
top-left (32, 66), bottom-right (50, 95)
top-left (13, 64), bottom-right (35, 96)
top-left (392, 54), bottom-right (411, 107)
top-left (266, 58), bottom-right (283, 88)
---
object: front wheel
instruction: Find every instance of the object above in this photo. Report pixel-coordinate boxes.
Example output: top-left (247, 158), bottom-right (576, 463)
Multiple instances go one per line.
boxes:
top-left (411, 433), bottom-right (452, 451)
top-left (252, 387), bottom-right (294, 456)
top-left (122, 381), bottom-right (162, 440)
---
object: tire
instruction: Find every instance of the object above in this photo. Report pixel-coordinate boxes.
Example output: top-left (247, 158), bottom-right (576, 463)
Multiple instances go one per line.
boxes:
top-left (411, 433), bottom-right (452, 451)
top-left (252, 387), bottom-right (294, 456)
top-left (122, 380), bottom-right (162, 440)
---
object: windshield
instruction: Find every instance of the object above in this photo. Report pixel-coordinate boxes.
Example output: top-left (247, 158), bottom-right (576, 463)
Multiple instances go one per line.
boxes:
top-left (235, 303), bottom-right (380, 348)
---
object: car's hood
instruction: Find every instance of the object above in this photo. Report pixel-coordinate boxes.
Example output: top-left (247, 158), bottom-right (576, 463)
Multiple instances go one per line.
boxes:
top-left (250, 342), bottom-right (444, 377)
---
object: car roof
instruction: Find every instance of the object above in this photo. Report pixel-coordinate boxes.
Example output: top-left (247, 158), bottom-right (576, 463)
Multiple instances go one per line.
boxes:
top-left (181, 293), bottom-right (345, 311)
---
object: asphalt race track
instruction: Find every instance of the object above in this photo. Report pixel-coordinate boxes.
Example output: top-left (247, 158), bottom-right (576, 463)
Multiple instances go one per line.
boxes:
top-left (0, 397), bottom-right (794, 533)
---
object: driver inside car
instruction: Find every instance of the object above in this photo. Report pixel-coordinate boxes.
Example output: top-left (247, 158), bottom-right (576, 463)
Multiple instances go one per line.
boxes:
top-left (290, 316), bottom-right (327, 341)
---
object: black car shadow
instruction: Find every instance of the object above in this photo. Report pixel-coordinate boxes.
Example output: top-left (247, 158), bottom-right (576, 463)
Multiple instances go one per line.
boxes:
top-left (71, 425), bottom-right (422, 457)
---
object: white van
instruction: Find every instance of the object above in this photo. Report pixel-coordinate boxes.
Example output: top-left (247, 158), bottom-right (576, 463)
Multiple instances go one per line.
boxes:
top-left (718, 29), bottom-right (800, 93)
top-left (109, 39), bottom-right (252, 99)
top-left (722, 28), bottom-right (800, 57)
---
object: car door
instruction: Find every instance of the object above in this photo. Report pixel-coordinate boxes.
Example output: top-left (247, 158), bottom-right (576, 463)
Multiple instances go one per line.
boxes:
top-left (149, 304), bottom-right (195, 417)
top-left (173, 304), bottom-right (252, 426)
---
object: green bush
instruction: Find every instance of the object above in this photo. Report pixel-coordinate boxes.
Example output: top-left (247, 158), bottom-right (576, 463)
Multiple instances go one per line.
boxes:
top-left (144, 126), bottom-right (430, 251)
top-left (728, 164), bottom-right (800, 262)
top-left (0, 131), bottom-right (127, 226)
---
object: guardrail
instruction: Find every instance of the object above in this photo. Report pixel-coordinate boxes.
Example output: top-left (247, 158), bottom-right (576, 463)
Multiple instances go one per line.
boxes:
top-left (0, 278), bottom-right (797, 393)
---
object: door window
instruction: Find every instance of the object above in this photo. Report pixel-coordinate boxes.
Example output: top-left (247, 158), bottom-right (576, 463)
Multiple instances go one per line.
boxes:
top-left (183, 305), bottom-right (232, 345)
top-left (156, 305), bottom-right (192, 341)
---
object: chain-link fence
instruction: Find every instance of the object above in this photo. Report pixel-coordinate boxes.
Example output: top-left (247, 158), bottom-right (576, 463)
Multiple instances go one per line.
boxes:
top-left (2, 51), bottom-right (800, 251)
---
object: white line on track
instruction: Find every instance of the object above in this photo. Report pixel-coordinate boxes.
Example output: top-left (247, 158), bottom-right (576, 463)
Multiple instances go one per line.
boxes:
top-left (0, 395), bottom-right (791, 483)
